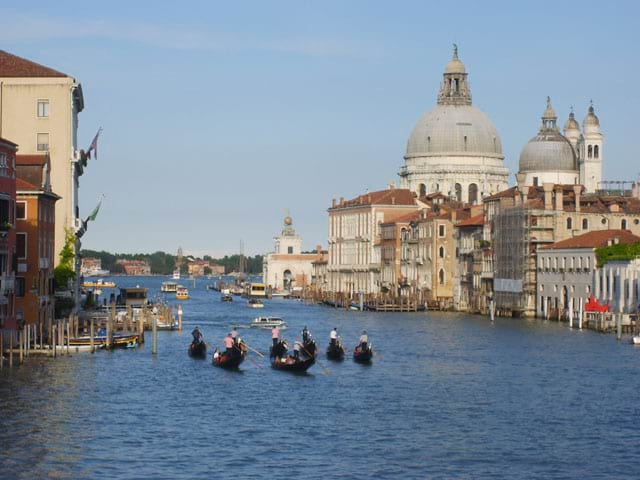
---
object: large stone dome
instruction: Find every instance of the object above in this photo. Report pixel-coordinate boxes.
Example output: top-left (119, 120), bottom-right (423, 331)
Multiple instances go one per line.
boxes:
top-left (406, 104), bottom-right (503, 158)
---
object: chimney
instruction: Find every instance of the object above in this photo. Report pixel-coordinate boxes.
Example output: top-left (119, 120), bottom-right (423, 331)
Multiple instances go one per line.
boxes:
top-left (514, 190), bottom-right (521, 206)
top-left (332, 198), bottom-right (336, 208)
top-left (391, 197), bottom-right (396, 205)
top-left (451, 210), bottom-right (457, 222)
top-left (543, 183), bottom-right (554, 210)
top-left (554, 186), bottom-right (563, 211)
top-left (388, 182), bottom-right (396, 190)
top-left (516, 172), bottom-right (526, 188)
top-left (339, 197), bottom-right (344, 207)
top-left (572, 185), bottom-right (582, 212)
top-left (422, 208), bottom-right (428, 219)
top-left (521, 185), bottom-right (530, 204)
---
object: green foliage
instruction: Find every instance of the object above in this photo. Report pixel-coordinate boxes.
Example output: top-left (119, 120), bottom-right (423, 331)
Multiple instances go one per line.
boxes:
top-left (55, 228), bottom-right (76, 289)
top-left (596, 241), bottom-right (640, 267)
top-left (80, 249), bottom-right (264, 275)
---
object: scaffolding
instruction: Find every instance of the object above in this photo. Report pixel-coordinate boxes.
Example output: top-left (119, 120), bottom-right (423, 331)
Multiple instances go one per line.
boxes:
top-left (492, 205), bottom-right (530, 314)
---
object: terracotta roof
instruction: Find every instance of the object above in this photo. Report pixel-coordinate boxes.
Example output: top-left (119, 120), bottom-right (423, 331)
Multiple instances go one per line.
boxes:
top-left (332, 188), bottom-right (417, 209)
top-left (380, 210), bottom-right (423, 225)
top-left (16, 154), bottom-right (47, 165)
top-left (456, 214), bottom-right (484, 227)
top-left (484, 186), bottom-right (518, 201)
top-left (16, 178), bottom-right (38, 191)
top-left (0, 50), bottom-right (67, 78)
top-left (541, 230), bottom-right (640, 250)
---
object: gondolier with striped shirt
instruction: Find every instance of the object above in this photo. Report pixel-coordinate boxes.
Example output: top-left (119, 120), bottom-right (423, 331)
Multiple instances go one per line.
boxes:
top-left (271, 325), bottom-right (280, 347)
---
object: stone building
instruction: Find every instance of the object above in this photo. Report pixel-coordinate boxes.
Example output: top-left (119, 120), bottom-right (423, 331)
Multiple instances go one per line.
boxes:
top-left (0, 50), bottom-right (85, 263)
top-left (0, 137), bottom-right (17, 330)
top-left (15, 154), bottom-right (59, 331)
top-left (263, 216), bottom-right (320, 293)
top-left (518, 97), bottom-right (603, 193)
top-left (399, 46), bottom-right (509, 202)
top-left (537, 230), bottom-right (640, 319)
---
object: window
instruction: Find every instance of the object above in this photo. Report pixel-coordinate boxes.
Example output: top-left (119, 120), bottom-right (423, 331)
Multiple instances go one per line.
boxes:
top-left (438, 225), bottom-right (445, 237)
top-left (37, 100), bottom-right (49, 118)
top-left (439, 246), bottom-right (445, 258)
top-left (37, 133), bottom-right (49, 152)
top-left (582, 218), bottom-right (589, 230)
top-left (16, 277), bottom-right (25, 297)
top-left (439, 269), bottom-right (445, 285)
top-left (533, 177), bottom-right (539, 187)
top-left (588, 145), bottom-right (593, 158)
top-left (566, 217), bottom-right (573, 230)
top-left (594, 145), bottom-right (599, 159)
top-left (622, 219), bottom-right (627, 230)
top-left (16, 233), bottom-right (26, 259)
top-left (16, 202), bottom-right (26, 220)
top-left (419, 184), bottom-right (426, 197)
top-left (287, 246), bottom-right (293, 254)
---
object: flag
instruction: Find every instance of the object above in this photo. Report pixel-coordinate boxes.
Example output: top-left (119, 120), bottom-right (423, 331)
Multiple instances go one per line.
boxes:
top-left (87, 127), bottom-right (103, 160)
top-left (87, 198), bottom-right (102, 222)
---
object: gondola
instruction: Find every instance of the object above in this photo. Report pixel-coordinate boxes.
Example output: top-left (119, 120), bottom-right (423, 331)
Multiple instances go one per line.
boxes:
top-left (188, 340), bottom-right (207, 358)
top-left (213, 348), bottom-right (246, 369)
top-left (301, 339), bottom-right (317, 358)
top-left (326, 341), bottom-right (345, 360)
top-left (353, 344), bottom-right (373, 363)
top-left (271, 355), bottom-right (315, 372)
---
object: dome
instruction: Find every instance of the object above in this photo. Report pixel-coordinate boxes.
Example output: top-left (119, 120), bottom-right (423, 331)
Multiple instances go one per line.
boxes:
top-left (563, 111), bottom-right (580, 132)
top-left (519, 130), bottom-right (577, 172)
top-left (405, 104), bottom-right (503, 158)
top-left (284, 216), bottom-right (293, 226)
top-left (445, 58), bottom-right (466, 74)
top-left (584, 104), bottom-right (600, 127)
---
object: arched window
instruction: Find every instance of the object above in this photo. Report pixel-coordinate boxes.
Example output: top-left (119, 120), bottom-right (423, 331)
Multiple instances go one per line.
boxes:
top-left (427, 136), bottom-right (431, 149)
top-left (469, 183), bottom-right (478, 204)
top-left (594, 145), bottom-right (599, 159)
top-left (455, 183), bottom-right (462, 202)
top-left (582, 218), bottom-right (588, 230)
top-left (463, 135), bottom-right (468, 151)
top-left (588, 145), bottom-right (593, 158)
top-left (419, 183), bottom-right (426, 197)
top-left (439, 246), bottom-right (445, 258)
top-left (439, 269), bottom-right (445, 285)
top-left (566, 217), bottom-right (573, 230)
top-left (622, 219), bottom-right (628, 230)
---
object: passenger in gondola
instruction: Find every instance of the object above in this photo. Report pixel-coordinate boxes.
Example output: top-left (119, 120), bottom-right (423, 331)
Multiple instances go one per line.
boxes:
top-left (192, 326), bottom-right (202, 344)
top-left (271, 325), bottom-right (280, 347)
top-left (302, 326), bottom-right (310, 343)
top-left (293, 340), bottom-right (302, 360)
top-left (358, 330), bottom-right (368, 351)
top-left (223, 333), bottom-right (235, 356)
top-left (330, 327), bottom-right (338, 346)
top-left (213, 348), bottom-right (220, 360)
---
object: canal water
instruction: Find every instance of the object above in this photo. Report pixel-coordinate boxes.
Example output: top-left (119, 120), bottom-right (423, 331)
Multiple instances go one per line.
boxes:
top-left (1, 276), bottom-right (640, 479)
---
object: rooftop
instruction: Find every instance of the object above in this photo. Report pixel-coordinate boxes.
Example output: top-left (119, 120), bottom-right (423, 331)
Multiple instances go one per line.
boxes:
top-left (0, 50), bottom-right (68, 77)
top-left (541, 230), bottom-right (640, 250)
top-left (331, 188), bottom-right (417, 209)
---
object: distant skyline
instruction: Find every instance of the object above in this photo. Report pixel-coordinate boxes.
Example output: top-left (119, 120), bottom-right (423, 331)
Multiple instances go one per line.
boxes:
top-left (1, 1), bottom-right (638, 257)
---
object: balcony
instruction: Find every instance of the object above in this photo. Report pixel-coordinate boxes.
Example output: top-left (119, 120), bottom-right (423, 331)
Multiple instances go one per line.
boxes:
top-left (0, 275), bottom-right (15, 295)
top-left (39, 258), bottom-right (50, 269)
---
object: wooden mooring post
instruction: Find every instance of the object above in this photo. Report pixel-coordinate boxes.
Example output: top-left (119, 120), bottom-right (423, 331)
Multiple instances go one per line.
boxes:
top-left (152, 313), bottom-right (158, 355)
top-left (178, 305), bottom-right (183, 331)
top-left (90, 318), bottom-right (95, 353)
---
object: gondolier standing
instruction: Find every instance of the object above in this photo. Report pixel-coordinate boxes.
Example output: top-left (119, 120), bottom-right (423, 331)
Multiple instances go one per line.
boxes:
top-left (359, 330), bottom-right (368, 351)
top-left (271, 325), bottom-right (280, 347)
top-left (330, 327), bottom-right (338, 346)
top-left (293, 340), bottom-right (302, 360)
top-left (192, 326), bottom-right (202, 344)
top-left (223, 333), bottom-right (235, 355)
top-left (302, 326), bottom-right (310, 343)
top-left (230, 326), bottom-right (239, 344)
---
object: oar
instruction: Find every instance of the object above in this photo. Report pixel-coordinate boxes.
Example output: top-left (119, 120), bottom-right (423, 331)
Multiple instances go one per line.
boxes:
top-left (241, 341), bottom-right (265, 358)
top-left (247, 355), bottom-right (263, 369)
top-left (301, 344), bottom-right (329, 375)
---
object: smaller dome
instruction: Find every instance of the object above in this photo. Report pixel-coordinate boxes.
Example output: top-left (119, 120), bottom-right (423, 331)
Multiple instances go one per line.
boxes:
top-left (444, 44), bottom-right (466, 74)
top-left (284, 216), bottom-right (293, 226)
top-left (564, 111), bottom-right (580, 132)
top-left (519, 131), bottom-right (577, 173)
top-left (584, 104), bottom-right (600, 127)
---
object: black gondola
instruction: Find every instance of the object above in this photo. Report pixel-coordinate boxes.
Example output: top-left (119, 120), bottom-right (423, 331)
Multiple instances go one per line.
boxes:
top-left (271, 355), bottom-right (315, 372)
top-left (326, 341), bottom-right (345, 360)
top-left (188, 340), bottom-right (207, 358)
top-left (213, 346), bottom-right (246, 369)
top-left (353, 344), bottom-right (373, 363)
top-left (301, 339), bottom-right (317, 358)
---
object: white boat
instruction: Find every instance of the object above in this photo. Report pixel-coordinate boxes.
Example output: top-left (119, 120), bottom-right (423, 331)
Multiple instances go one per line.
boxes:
top-left (247, 299), bottom-right (264, 309)
top-left (172, 269), bottom-right (180, 280)
top-left (633, 336), bottom-right (640, 345)
top-left (161, 281), bottom-right (178, 293)
top-left (250, 316), bottom-right (287, 329)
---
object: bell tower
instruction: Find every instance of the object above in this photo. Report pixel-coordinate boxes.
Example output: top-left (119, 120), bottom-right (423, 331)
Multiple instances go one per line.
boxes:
top-left (581, 102), bottom-right (603, 193)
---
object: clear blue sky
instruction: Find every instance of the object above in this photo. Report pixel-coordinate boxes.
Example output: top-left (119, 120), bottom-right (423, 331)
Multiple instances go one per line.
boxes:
top-left (1, 1), bottom-right (638, 257)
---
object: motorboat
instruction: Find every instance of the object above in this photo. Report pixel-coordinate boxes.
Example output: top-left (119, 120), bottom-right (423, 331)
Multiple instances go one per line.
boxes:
top-left (82, 279), bottom-right (116, 288)
top-left (161, 281), bottom-right (178, 293)
top-left (172, 269), bottom-right (180, 280)
top-left (221, 293), bottom-right (233, 302)
top-left (247, 298), bottom-right (264, 309)
top-left (176, 286), bottom-right (189, 300)
top-left (633, 336), bottom-right (640, 345)
top-left (250, 316), bottom-right (286, 329)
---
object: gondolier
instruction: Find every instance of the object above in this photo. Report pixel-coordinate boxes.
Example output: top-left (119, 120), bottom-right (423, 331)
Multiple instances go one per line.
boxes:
top-left (330, 327), bottom-right (338, 345)
top-left (223, 334), bottom-right (235, 355)
top-left (302, 326), bottom-right (310, 343)
top-left (271, 325), bottom-right (280, 347)
top-left (359, 330), bottom-right (368, 351)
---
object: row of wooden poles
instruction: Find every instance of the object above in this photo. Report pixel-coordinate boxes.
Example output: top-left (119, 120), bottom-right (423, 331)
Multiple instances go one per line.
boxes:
top-left (302, 290), bottom-right (429, 311)
top-left (0, 303), bottom-right (182, 369)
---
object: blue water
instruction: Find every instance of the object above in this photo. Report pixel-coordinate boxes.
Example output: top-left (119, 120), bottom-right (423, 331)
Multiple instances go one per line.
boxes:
top-left (1, 276), bottom-right (640, 479)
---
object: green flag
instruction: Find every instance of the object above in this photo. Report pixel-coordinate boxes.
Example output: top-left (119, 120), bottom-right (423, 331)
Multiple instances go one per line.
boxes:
top-left (88, 200), bottom-right (102, 222)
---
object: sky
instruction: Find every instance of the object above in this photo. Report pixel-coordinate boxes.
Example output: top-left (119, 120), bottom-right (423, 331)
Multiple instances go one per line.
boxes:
top-left (1, 0), bottom-right (639, 258)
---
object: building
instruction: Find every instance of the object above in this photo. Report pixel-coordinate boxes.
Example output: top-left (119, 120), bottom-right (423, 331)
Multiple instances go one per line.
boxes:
top-left (399, 46), bottom-right (509, 201)
top-left (15, 153), bottom-right (59, 332)
top-left (327, 187), bottom-right (423, 296)
top-left (596, 259), bottom-right (640, 316)
top-left (263, 215), bottom-right (321, 292)
top-left (0, 137), bottom-right (17, 331)
top-left (453, 213), bottom-right (486, 312)
top-left (81, 257), bottom-right (104, 276)
top-left (0, 50), bottom-right (85, 264)
top-left (188, 260), bottom-right (210, 277)
top-left (518, 97), bottom-right (603, 193)
top-left (116, 260), bottom-right (151, 276)
top-left (537, 230), bottom-right (640, 319)
top-left (210, 264), bottom-right (225, 276)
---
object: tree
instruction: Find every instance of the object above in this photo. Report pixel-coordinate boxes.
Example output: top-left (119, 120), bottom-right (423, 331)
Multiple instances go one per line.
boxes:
top-left (54, 228), bottom-right (76, 290)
